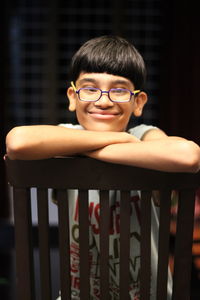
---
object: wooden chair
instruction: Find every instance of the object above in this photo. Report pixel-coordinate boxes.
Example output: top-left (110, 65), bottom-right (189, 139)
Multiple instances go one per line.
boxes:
top-left (5, 156), bottom-right (200, 300)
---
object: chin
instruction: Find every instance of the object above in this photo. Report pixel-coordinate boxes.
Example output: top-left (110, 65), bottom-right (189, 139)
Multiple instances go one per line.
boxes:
top-left (79, 118), bottom-right (127, 132)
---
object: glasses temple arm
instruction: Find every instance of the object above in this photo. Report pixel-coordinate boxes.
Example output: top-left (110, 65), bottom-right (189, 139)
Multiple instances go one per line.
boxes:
top-left (133, 90), bottom-right (141, 95)
top-left (71, 81), bottom-right (77, 91)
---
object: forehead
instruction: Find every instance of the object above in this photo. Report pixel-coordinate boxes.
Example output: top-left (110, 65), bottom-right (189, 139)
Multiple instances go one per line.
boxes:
top-left (76, 72), bottom-right (135, 89)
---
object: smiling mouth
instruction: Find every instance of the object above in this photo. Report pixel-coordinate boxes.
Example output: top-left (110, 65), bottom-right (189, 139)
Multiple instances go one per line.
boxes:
top-left (88, 111), bottom-right (120, 120)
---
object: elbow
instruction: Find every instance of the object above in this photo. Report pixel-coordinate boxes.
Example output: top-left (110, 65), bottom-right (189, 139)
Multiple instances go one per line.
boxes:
top-left (6, 127), bottom-right (28, 160)
top-left (181, 141), bottom-right (200, 173)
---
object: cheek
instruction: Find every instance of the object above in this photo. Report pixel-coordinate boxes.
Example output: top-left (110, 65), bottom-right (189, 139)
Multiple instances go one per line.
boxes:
top-left (121, 103), bottom-right (134, 118)
top-left (115, 104), bottom-right (134, 131)
top-left (75, 103), bottom-right (89, 124)
top-left (76, 112), bottom-right (86, 126)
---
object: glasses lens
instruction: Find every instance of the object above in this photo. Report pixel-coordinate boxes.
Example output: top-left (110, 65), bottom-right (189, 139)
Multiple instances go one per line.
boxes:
top-left (109, 89), bottom-right (131, 102)
top-left (79, 88), bottom-right (101, 101)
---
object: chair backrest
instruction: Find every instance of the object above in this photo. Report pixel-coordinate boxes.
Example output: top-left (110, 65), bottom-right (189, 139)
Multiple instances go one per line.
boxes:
top-left (5, 156), bottom-right (200, 300)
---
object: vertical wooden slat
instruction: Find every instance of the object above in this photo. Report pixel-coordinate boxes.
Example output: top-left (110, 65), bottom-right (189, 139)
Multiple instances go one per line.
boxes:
top-left (120, 191), bottom-right (131, 300)
top-left (13, 187), bottom-right (35, 300)
top-left (99, 190), bottom-right (110, 300)
top-left (58, 189), bottom-right (71, 300)
top-left (172, 189), bottom-right (195, 300)
top-left (156, 190), bottom-right (171, 300)
top-left (37, 188), bottom-right (52, 300)
top-left (140, 190), bottom-right (152, 300)
top-left (78, 190), bottom-right (90, 300)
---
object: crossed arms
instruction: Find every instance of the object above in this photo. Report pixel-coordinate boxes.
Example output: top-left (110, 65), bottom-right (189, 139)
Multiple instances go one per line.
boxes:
top-left (6, 125), bottom-right (200, 173)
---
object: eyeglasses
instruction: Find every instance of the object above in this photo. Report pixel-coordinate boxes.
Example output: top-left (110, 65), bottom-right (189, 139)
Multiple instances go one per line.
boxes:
top-left (71, 81), bottom-right (140, 103)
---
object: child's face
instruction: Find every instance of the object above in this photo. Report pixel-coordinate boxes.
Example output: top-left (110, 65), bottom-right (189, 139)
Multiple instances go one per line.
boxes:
top-left (67, 72), bottom-right (147, 132)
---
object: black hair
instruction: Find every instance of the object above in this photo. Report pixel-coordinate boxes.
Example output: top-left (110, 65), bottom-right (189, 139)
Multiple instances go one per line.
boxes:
top-left (69, 35), bottom-right (147, 90)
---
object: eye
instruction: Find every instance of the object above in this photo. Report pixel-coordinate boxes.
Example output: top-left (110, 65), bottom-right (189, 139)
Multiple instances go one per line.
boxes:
top-left (83, 87), bottom-right (99, 93)
top-left (111, 88), bottom-right (128, 94)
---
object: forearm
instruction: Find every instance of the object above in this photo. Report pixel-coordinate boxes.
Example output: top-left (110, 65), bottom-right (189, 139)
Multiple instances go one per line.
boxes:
top-left (6, 125), bottom-right (138, 160)
top-left (86, 139), bottom-right (200, 173)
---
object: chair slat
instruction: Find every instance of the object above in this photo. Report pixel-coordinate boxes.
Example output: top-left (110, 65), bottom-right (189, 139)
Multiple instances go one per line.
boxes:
top-left (78, 190), bottom-right (90, 300)
top-left (57, 189), bottom-right (71, 300)
top-left (99, 190), bottom-right (110, 300)
top-left (119, 191), bottom-right (131, 300)
top-left (140, 190), bottom-right (152, 300)
top-left (37, 188), bottom-right (52, 300)
top-left (172, 189), bottom-right (195, 300)
top-left (156, 190), bottom-right (171, 300)
top-left (13, 187), bottom-right (35, 300)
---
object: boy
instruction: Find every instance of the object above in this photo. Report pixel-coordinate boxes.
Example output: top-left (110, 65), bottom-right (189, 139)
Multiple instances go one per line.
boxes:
top-left (6, 36), bottom-right (200, 299)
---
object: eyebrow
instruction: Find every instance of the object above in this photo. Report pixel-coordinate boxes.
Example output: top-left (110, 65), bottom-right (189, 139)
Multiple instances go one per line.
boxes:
top-left (77, 78), bottom-right (130, 85)
top-left (77, 78), bottom-right (97, 85)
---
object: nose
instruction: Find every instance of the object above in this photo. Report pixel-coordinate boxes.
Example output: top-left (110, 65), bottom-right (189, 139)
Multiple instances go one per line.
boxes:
top-left (94, 92), bottom-right (114, 108)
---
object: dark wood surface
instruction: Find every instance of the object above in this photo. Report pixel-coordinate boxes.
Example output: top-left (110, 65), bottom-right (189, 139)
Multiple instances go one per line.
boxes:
top-left (5, 156), bottom-right (200, 190)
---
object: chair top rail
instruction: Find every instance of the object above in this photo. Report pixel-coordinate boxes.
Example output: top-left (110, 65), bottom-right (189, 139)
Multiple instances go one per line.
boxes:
top-left (5, 156), bottom-right (200, 190)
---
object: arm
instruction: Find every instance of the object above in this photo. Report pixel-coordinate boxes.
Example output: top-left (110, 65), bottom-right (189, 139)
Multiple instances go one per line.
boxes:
top-left (6, 125), bottom-right (138, 160)
top-left (85, 129), bottom-right (200, 173)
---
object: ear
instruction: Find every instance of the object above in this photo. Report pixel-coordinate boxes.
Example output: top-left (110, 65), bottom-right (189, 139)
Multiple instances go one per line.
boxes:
top-left (67, 87), bottom-right (77, 111)
top-left (133, 92), bottom-right (148, 117)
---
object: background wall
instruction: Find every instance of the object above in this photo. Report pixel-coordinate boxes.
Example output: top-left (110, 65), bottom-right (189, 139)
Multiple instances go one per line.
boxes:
top-left (160, 0), bottom-right (200, 145)
top-left (4, 0), bottom-right (162, 130)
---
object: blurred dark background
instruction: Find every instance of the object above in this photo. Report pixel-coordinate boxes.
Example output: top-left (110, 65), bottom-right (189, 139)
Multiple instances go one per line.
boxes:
top-left (1, 0), bottom-right (200, 299)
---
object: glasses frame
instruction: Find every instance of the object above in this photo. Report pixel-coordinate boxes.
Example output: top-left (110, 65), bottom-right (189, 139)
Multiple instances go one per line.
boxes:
top-left (70, 81), bottom-right (140, 103)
